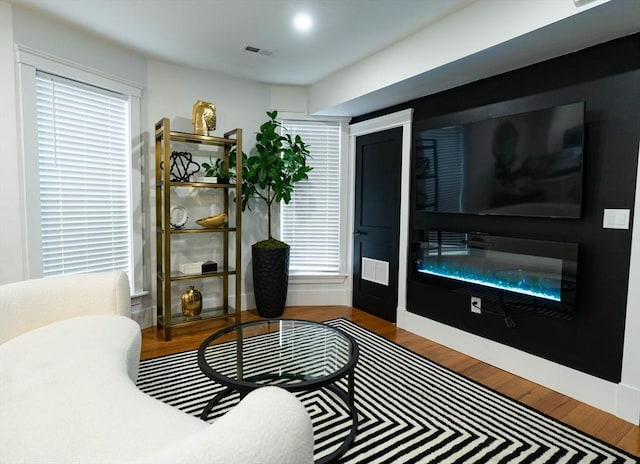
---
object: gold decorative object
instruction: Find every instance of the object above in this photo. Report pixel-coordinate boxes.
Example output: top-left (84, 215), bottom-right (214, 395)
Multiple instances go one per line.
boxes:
top-left (181, 286), bottom-right (203, 317)
top-left (192, 100), bottom-right (216, 135)
top-left (196, 212), bottom-right (228, 228)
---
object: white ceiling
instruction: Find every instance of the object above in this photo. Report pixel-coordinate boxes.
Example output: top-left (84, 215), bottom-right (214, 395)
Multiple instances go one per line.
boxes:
top-left (9, 0), bottom-right (474, 85)
top-left (8, 0), bottom-right (640, 116)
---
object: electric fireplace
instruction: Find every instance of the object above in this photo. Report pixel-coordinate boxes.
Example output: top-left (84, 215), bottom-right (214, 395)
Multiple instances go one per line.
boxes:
top-left (412, 231), bottom-right (578, 319)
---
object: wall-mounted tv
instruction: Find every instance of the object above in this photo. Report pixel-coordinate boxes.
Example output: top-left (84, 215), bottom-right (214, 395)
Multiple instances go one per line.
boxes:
top-left (413, 101), bottom-right (585, 218)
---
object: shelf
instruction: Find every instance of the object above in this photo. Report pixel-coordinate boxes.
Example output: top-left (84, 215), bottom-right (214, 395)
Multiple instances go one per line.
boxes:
top-left (155, 181), bottom-right (236, 189)
top-left (170, 269), bottom-right (236, 280)
top-left (169, 131), bottom-right (236, 146)
top-left (154, 125), bottom-right (237, 146)
top-left (158, 227), bottom-right (237, 234)
top-left (158, 268), bottom-right (237, 282)
top-left (157, 305), bottom-right (237, 328)
top-left (155, 117), bottom-right (242, 341)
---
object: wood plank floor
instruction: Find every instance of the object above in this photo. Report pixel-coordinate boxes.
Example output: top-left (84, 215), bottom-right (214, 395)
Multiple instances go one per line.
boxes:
top-left (140, 305), bottom-right (640, 457)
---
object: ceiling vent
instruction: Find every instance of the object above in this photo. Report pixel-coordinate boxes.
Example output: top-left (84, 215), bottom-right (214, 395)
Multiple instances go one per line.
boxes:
top-left (243, 45), bottom-right (273, 56)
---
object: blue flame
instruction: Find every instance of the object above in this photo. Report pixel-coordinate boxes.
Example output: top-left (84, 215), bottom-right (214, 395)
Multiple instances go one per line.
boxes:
top-left (417, 261), bottom-right (561, 302)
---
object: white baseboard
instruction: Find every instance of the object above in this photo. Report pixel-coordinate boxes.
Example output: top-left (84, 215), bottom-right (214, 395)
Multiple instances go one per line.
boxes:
top-left (132, 306), bottom-right (154, 329)
top-left (397, 307), bottom-right (640, 425)
top-left (285, 288), bottom-right (351, 306)
top-left (132, 294), bottom-right (252, 330)
top-left (135, 287), bottom-right (344, 330)
top-left (216, 289), bottom-right (350, 311)
top-left (616, 382), bottom-right (640, 424)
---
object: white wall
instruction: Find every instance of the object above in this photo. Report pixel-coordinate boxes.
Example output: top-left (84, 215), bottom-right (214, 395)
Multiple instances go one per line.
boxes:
top-left (1, 2), bottom-right (148, 285)
top-left (309, 0), bottom-right (638, 116)
top-left (145, 62), bottom-right (354, 320)
top-left (145, 59), bottom-right (271, 321)
top-left (3, 2), bottom-right (352, 326)
top-left (11, 4), bottom-right (146, 86)
top-left (0, 2), bottom-right (24, 284)
top-left (620, 143), bottom-right (640, 425)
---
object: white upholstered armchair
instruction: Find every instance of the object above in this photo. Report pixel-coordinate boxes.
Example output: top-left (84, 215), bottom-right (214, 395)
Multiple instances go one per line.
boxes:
top-left (0, 272), bottom-right (314, 464)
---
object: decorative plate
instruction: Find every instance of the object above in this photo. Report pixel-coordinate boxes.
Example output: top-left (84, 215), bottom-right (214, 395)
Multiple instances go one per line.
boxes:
top-left (170, 205), bottom-right (188, 229)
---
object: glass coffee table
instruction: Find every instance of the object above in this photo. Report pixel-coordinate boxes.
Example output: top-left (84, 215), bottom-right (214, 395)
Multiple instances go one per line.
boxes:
top-left (197, 319), bottom-right (359, 464)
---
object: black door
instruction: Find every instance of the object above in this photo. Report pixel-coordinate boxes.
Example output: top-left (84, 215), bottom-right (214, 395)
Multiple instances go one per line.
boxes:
top-left (352, 127), bottom-right (403, 322)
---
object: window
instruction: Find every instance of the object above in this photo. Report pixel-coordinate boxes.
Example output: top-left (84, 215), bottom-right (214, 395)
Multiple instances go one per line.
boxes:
top-left (280, 119), bottom-right (342, 274)
top-left (16, 47), bottom-right (144, 295)
top-left (35, 72), bottom-right (132, 278)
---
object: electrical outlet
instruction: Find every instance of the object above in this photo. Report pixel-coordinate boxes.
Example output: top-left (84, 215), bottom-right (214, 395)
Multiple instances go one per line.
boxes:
top-left (471, 296), bottom-right (482, 314)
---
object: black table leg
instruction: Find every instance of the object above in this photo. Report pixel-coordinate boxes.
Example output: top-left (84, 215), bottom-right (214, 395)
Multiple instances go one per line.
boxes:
top-left (200, 387), bottom-right (233, 421)
top-left (315, 373), bottom-right (358, 464)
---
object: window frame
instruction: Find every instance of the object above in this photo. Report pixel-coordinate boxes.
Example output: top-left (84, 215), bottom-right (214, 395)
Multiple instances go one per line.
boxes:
top-left (16, 46), bottom-right (145, 295)
top-left (278, 113), bottom-right (350, 281)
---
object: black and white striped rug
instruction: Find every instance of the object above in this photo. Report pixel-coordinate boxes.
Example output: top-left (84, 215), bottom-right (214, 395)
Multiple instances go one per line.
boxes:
top-left (137, 319), bottom-right (637, 463)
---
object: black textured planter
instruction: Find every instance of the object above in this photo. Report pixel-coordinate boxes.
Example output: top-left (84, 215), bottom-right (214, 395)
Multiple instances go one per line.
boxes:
top-left (252, 243), bottom-right (289, 318)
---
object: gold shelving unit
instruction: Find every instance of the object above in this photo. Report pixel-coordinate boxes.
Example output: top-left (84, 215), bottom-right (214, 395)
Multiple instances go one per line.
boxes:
top-left (155, 118), bottom-right (242, 341)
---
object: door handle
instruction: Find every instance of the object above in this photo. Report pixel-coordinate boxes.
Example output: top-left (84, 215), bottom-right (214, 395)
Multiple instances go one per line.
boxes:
top-left (353, 230), bottom-right (368, 237)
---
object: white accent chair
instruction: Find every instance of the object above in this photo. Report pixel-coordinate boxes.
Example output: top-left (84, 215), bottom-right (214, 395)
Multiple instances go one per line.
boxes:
top-left (0, 272), bottom-right (314, 464)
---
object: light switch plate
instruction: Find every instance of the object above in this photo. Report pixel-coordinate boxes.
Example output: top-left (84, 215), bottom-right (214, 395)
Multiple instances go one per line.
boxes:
top-left (603, 209), bottom-right (630, 230)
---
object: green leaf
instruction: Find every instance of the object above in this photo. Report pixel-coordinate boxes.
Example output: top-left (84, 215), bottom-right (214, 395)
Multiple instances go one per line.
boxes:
top-left (235, 110), bottom-right (313, 240)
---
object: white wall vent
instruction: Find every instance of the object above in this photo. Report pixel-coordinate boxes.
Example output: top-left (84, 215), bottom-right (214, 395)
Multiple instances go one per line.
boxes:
top-left (243, 45), bottom-right (273, 56)
top-left (361, 257), bottom-right (389, 286)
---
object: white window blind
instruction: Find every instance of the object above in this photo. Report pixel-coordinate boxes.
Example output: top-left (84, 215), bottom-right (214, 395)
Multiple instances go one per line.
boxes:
top-left (281, 120), bottom-right (341, 273)
top-left (36, 72), bottom-right (132, 278)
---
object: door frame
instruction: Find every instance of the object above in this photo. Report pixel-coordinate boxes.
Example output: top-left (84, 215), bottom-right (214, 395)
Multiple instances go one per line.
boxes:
top-left (348, 108), bottom-right (413, 324)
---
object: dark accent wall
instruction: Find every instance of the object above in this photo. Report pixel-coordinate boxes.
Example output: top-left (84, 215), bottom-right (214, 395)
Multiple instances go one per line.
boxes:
top-left (353, 34), bottom-right (640, 382)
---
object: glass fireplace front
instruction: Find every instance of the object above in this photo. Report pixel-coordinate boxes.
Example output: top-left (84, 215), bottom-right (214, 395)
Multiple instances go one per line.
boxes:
top-left (413, 231), bottom-right (578, 316)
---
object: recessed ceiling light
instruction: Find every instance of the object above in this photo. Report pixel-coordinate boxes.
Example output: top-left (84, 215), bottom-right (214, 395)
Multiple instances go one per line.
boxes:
top-left (293, 13), bottom-right (313, 32)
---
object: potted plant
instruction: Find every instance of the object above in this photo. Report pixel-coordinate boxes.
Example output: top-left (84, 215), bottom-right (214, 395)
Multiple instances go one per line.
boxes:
top-left (232, 111), bottom-right (311, 317)
top-left (201, 157), bottom-right (232, 184)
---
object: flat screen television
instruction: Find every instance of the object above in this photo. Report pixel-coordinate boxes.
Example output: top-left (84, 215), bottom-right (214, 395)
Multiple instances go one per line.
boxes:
top-left (413, 101), bottom-right (585, 218)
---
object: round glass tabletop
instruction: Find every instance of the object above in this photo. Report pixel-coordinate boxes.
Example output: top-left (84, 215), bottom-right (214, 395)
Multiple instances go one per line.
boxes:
top-left (197, 319), bottom-right (359, 392)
